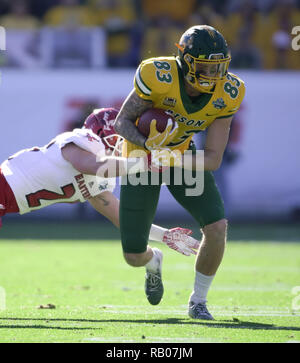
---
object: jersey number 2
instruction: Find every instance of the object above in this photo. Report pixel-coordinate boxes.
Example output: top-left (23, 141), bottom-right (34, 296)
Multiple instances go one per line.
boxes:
top-left (26, 184), bottom-right (76, 208)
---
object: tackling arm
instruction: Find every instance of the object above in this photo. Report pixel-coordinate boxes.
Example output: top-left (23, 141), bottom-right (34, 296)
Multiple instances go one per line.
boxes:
top-left (61, 143), bottom-right (148, 178)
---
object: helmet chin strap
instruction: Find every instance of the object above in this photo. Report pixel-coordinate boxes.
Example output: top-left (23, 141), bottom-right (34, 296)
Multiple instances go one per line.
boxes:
top-left (185, 75), bottom-right (215, 94)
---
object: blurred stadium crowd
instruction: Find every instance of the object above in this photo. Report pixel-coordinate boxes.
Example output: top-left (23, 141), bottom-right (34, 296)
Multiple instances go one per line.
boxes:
top-left (0, 0), bottom-right (299, 70)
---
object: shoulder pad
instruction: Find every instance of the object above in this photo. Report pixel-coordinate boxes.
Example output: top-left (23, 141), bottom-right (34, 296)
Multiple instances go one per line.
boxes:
top-left (216, 72), bottom-right (246, 118)
top-left (56, 128), bottom-right (104, 155)
top-left (134, 57), bottom-right (175, 100)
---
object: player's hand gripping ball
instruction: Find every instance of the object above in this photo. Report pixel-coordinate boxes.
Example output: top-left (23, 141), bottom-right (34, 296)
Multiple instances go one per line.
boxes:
top-left (137, 108), bottom-right (178, 150)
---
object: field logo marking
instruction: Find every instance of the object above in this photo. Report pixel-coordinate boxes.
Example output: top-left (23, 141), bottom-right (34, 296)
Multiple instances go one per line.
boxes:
top-left (291, 286), bottom-right (300, 310)
top-left (291, 26), bottom-right (300, 51)
top-left (0, 286), bottom-right (6, 311)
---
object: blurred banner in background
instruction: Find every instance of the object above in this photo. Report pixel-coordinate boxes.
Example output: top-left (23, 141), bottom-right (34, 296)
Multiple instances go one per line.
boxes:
top-left (0, 0), bottom-right (300, 222)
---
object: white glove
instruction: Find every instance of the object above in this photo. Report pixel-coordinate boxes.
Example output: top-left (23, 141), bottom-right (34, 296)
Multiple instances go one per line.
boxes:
top-left (162, 227), bottom-right (200, 256)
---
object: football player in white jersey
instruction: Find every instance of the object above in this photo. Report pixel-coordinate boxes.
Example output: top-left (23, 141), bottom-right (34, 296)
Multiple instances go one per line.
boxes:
top-left (0, 108), bottom-right (199, 257)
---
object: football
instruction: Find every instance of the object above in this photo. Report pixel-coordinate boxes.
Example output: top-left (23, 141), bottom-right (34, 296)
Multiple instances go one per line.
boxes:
top-left (137, 108), bottom-right (176, 137)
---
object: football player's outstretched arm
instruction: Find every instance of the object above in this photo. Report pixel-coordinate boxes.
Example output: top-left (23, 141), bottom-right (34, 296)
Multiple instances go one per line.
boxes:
top-left (61, 143), bottom-right (148, 177)
top-left (114, 89), bottom-right (153, 148)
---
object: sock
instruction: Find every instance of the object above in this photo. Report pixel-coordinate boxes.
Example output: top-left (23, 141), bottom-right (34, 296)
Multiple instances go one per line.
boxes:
top-left (145, 248), bottom-right (162, 272)
top-left (149, 224), bottom-right (167, 242)
top-left (189, 271), bottom-right (215, 304)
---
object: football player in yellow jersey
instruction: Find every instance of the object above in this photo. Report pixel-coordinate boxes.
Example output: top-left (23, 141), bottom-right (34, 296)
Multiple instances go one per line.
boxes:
top-left (114, 25), bottom-right (246, 320)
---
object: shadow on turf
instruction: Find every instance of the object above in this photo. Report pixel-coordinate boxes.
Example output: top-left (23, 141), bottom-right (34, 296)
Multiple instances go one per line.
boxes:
top-left (0, 317), bottom-right (299, 332)
top-left (0, 325), bottom-right (98, 330)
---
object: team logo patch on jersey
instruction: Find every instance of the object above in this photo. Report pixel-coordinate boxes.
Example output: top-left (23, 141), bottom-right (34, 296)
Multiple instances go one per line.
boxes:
top-left (98, 181), bottom-right (108, 191)
top-left (212, 98), bottom-right (226, 110)
top-left (163, 97), bottom-right (177, 107)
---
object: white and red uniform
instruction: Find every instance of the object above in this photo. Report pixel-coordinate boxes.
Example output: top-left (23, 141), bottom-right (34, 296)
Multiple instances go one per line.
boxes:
top-left (0, 128), bottom-right (115, 218)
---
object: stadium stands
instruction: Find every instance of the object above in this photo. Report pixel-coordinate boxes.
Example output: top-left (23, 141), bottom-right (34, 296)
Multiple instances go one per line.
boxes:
top-left (0, 0), bottom-right (299, 69)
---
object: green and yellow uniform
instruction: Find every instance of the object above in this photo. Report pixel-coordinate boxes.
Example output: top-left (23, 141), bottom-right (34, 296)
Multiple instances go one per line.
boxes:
top-left (120, 56), bottom-right (245, 254)
top-left (123, 56), bottom-right (245, 156)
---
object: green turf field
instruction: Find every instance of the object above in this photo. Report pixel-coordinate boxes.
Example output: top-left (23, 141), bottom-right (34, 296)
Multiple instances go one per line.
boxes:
top-left (0, 222), bottom-right (300, 343)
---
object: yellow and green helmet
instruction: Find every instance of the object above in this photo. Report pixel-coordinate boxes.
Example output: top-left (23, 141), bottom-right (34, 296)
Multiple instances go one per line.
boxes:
top-left (176, 25), bottom-right (231, 93)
